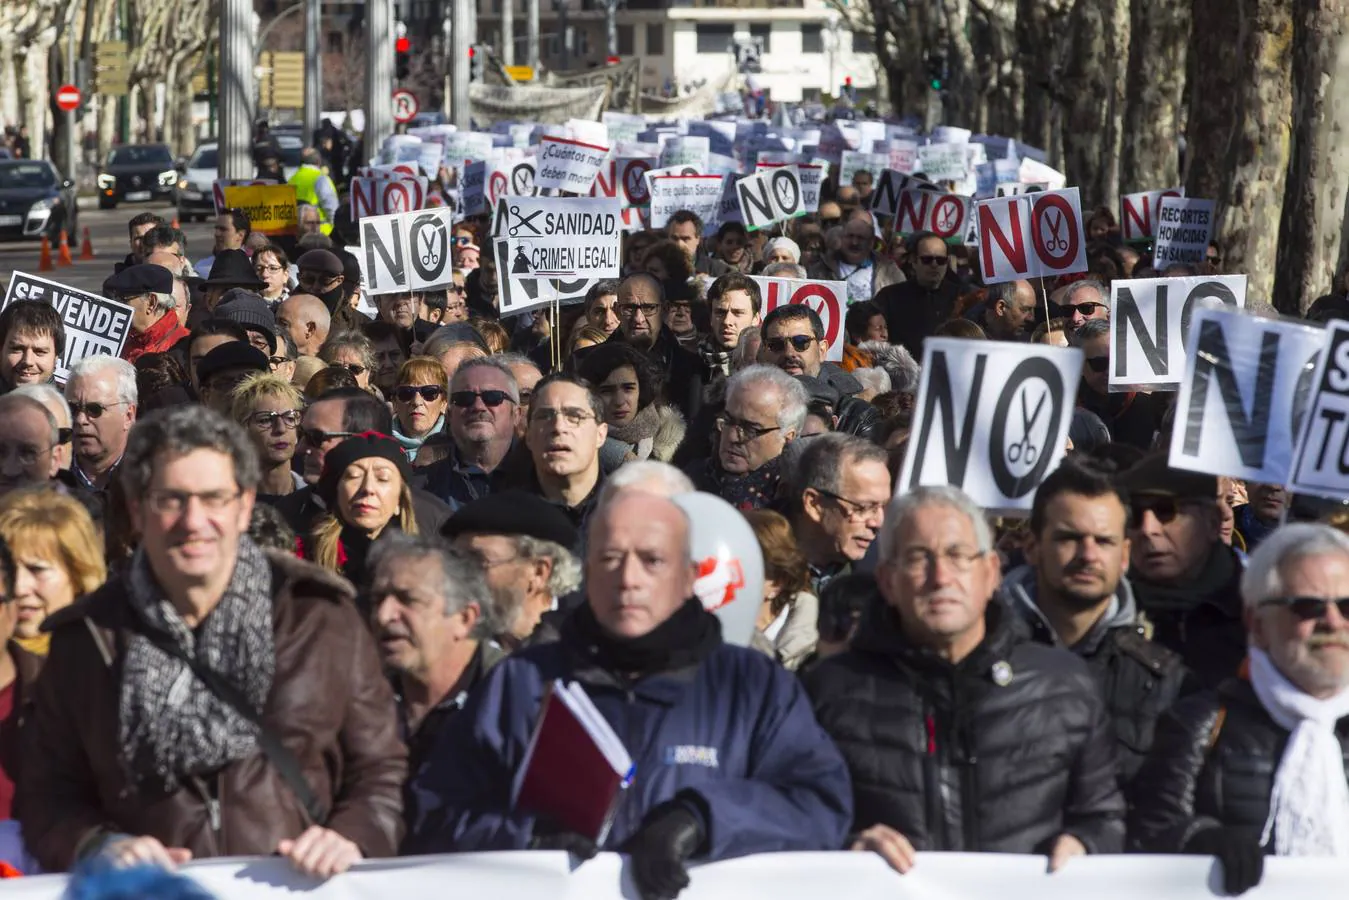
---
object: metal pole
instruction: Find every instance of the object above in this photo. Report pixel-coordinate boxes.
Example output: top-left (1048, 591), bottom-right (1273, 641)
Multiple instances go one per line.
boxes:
top-left (304, 0), bottom-right (321, 141)
top-left (502, 0), bottom-right (515, 66)
top-left (365, 0), bottom-right (394, 161)
top-left (450, 0), bottom-right (472, 128)
top-left (526, 0), bottom-right (539, 73)
top-left (604, 0), bottom-right (617, 58)
top-left (65, 8), bottom-right (77, 180)
top-left (219, 0), bottom-right (255, 179)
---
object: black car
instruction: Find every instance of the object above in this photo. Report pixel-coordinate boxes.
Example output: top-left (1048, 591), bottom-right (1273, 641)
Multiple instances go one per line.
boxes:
top-left (96, 143), bottom-right (177, 209)
top-left (0, 160), bottom-right (76, 241)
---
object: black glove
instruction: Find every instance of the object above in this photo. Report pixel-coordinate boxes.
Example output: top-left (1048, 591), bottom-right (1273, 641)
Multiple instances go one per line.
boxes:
top-left (623, 800), bottom-right (707, 900)
top-left (1185, 827), bottom-right (1265, 895)
top-left (529, 817), bottom-right (598, 860)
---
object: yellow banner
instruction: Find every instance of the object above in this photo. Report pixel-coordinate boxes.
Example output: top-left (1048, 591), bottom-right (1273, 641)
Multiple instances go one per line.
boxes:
top-left (221, 184), bottom-right (298, 236)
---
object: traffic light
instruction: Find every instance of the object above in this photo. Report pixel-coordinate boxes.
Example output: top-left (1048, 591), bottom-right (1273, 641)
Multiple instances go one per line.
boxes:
top-left (926, 50), bottom-right (945, 91)
top-left (395, 35), bottom-right (411, 81)
top-left (469, 45), bottom-right (484, 82)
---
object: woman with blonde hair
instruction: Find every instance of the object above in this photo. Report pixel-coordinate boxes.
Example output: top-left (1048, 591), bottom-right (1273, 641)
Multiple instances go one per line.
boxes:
top-left (0, 486), bottom-right (107, 655)
top-left (391, 357), bottom-right (449, 463)
top-left (231, 372), bottom-right (305, 498)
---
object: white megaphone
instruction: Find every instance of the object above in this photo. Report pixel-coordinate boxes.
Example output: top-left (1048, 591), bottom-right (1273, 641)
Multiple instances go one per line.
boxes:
top-left (672, 492), bottom-right (765, 647)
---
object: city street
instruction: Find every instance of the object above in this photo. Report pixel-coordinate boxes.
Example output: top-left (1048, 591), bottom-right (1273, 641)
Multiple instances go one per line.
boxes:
top-left (0, 199), bottom-right (214, 296)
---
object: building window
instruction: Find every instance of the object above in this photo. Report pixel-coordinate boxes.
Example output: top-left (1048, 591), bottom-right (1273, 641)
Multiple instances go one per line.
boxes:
top-left (749, 23), bottom-right (771, 53)
top-left (617, 24), bottom-right (635, 55)
top-left (696, 24), bottom-right (734, 54)
top-left (645, 23), bottom-right (664, 55)
top-left (801, 23), bottom-right (824, 53)
top-left (851, 29), bottom-right (875, 53)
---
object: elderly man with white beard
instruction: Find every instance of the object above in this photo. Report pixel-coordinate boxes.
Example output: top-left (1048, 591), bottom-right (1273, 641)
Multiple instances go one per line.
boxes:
top-left (1132, 523), bottom-right (1349, 895)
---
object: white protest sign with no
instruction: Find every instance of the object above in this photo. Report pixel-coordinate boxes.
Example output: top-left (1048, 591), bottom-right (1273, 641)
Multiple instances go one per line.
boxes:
top-left (749, 276), bottom-right (847, 362)
top-left (3, 271), bottom-right (134, 383)
top-left (534, 135), bottom-right (611, 194)
top-left (1153, 197), bottom-right (1215, 266)
top-left (1120, 188), bottom-right (1184, 242)
top-left (1169, 306), bottom-right (1325, 485)
top-left (869, 170), bottom-right (941, 218)
top-left (898, 339), bottom-right (1083, 515)
top-left (1108, 274), bottom-right (1247, 391)
top-left (492, 236), bottom-right (603, 317)
top-left (975, 188), bottom-right (1088, 285)
top-left (357, 208), bottom-right (460, 295)
top-left (1289, 321), bottom-right (1349, 499)
top-left (891, 189), bottom-right (971, 243)
top-left (736, 165), bottom-right (805, 232)
top-left (351, 176), bottom-right (428, 219)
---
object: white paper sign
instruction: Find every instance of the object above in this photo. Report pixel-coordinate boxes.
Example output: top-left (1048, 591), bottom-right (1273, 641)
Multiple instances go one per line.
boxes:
top-left (869, 170), bottom-right (942, 218)
top-left (535, 135), bottom-right (611, 194)
top-left (491, 196), bottom-right (622, 239)
top-left (891, 189), bottom-right (971, 243)
top-left (2, 272), bottom-right (134, 383)
top-left (899, 339), bottom-right (1084, 514)
top-left (1120, 188), bottom-right (1184, 242)
top-left (499, 234), bottom-right (620, 280)
top-left (1153, 197), bottom-right (1216, 266)
top-left (916, 143), bottom-right (969, 181)
top-left (648, 174), bottom-right (723, 230)
top-left (736, 165), bottom-right (806, 232)
top-left (659, 136), bottom-right (711, 170)
top-left (749, 276), bottom-right (847, 362)
top-left (839, 151), bottom-right (887, 186)
top-left (975, 188), bottom-right (1088, 285)
top-left (1170, 306), bottom-right (1325, 485)
top-left (351, 176), bottom-right (429, 219)
top-left (356, 208), bottom-right (459, 295)
top-left (1289, 321), bottom-right (1349, 499)
top-left (1108, 275), bottom-right (1247, 391)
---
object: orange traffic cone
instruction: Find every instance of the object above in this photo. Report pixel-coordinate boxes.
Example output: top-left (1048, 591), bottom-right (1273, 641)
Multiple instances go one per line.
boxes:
top-left (56, 230), bottom-right (73, 267)
top-left (38, 235), bottom-right (53, 271)
top-left (171, 215), bottom-right (180, 229)
top-left (79, 226), bottom-right (95, 260)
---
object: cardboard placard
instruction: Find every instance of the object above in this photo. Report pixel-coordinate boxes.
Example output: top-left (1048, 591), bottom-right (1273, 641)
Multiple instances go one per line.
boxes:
top-left (975, 188), bottom-right (1088, 285)
top-left (2, 271), bottom-right (134, 383)
top-left (1108, 275), bottom-right (1248, 391)
top-left (1153, 197), bottom-right (1216, 267)
top-left (736, 165), bottom-right (805, 232)
top-left (749, 276), bottom-right (847, 362)
top-left (535, 135), bottom-right (612, 194)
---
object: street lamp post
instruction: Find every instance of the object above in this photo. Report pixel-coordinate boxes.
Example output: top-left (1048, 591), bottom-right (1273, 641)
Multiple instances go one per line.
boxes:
top-left (220, 0), bottom-right (255, 180)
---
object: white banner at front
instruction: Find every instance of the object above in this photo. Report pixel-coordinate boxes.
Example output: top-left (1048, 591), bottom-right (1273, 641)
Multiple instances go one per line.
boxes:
top-left (5, 852), bottom-right (1345, 899)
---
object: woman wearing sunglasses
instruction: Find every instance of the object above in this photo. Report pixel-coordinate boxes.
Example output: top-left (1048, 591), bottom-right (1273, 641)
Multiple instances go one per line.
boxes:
top-left (230, 372), bottom-right (306, 499)
top-left (391, 357), bottom-right (449, 463)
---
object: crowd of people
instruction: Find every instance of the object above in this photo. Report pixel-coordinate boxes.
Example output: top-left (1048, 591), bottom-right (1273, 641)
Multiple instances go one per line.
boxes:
top-left (0, 147), bottom-right (1346, 900)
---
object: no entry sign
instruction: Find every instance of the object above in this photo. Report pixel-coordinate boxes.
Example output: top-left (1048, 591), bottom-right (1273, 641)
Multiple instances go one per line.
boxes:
top-left (56, 85), bottom-right (80, 112)
top-left (392, 89), bottom-right (419, 124)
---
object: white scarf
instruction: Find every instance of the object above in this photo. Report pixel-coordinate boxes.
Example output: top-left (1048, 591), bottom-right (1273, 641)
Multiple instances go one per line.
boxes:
top-left (1248, 646), bottom-right (1349, 856)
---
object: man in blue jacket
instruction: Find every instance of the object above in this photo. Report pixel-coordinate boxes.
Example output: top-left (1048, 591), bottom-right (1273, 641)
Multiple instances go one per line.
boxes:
top-left (405, 489), bottom-right (853, 899)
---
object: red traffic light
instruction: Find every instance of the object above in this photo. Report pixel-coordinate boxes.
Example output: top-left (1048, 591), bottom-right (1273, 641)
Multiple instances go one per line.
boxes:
top-left (468, 46), bottom-right (476, 58)
top-left (606, 55), bottom-right (620, 65)
top-left (844, 76), bottom-right (852, 87)
top-left (395, 36), bottom-right (410, 53)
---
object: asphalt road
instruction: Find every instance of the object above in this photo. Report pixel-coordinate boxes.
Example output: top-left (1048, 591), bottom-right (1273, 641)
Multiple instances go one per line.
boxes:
top-left (0, 199), bottom-right (215, 296)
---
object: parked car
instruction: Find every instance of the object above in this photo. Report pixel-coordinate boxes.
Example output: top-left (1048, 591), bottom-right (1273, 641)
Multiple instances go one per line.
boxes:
top-left (0, 159), bottom-right (76, 241)
top-left (96, 143), bottom-right (176, 209)
top-left (174, 137), bottom-right (304, 222)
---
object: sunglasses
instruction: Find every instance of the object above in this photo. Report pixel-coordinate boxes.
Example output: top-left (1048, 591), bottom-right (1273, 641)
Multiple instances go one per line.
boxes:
top-left (1259, 596), bottom-right (1349, 621)
top-left (395, 385), bottom-right (446, 404)
top-left (70, 401), bottom-right (126, 419)
top-left (918, 255), bottom-right (948, 266)
top-left (821, 217), bottom-right (841, 227)
top-left (1086, 356), bottom-right (1110, 373)
top-left (1129, 496), bottom-right (1206, 529)
top-left (450, 389), bottom-right (514, 408)
top-left (1059, 302), bottom-right (1107, 316)
top-left (453, 236), bottom-right (472, 247)
top-left (332, 362), bottom-right (366, 377)
top-left (765, 335), bottom-right (817, 353)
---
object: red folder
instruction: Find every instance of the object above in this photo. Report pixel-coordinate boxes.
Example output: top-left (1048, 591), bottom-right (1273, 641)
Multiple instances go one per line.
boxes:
top-left (512, 679), bottom-right (635, 844)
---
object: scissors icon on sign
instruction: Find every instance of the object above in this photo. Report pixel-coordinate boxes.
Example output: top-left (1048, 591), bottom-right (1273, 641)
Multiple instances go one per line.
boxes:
top-left (418, 230), bottom-right (440, 268)
top-left (507, 205), bottom-right (544, 237)
top-left (1042, 210), bottom-right (1068, 253)
top-left (1007, 387), bottom-right (1047, 466)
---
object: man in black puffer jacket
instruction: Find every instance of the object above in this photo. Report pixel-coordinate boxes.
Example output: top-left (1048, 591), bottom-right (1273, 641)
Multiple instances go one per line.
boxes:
top-left (805, 486), bottom-right (1125, 874)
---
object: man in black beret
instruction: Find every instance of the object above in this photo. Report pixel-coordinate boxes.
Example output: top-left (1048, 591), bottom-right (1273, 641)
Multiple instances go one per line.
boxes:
top-left (195, 341), bottom-right (269, 416)
top-left (109, 264), bottom-right (191, 363)
top-left (442, 489), bottom-right (581, 651)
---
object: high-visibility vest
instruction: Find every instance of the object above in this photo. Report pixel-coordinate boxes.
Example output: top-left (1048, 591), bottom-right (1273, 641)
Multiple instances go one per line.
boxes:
top-left (288, 165), bottom-right (333, 235)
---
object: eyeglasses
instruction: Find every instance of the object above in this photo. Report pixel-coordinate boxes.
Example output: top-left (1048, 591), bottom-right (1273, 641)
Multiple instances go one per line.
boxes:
top-left (619, 302), bottom-right (660, 319)
top-left (1260, 596), bottom-right (1349, 621)
top-left (1207, 255), bottom-right (1221, 265)
top-left (813, 488), bottom-right (886, 522)
top-left (765, 335), bottom-right (817, 353)
top-left (917, 255), bottom-right (948, 266)
top-left (332, 362), bottom-right (367, 377)
top-left (255, 263), bottom-right (285, 275)
top-left (899, 546), bottom-right (986, 575)
top-left (448, 285), bottom-right (466, 295)
top-left (396, 385), bottom-right (447, 404)
top-left (821, 217), bottom-right (841, 227)
top-left (70, 401), bottom-right (127, 419)
top-left (0, 440), bottom-right (52, 467)
top-left (298, 427), bottom-right (356, 446)
top-left (1059, 302), bottom-right (1107, 316)
top-left (530, 407), bottom-right (597, 428)
top-left (247, 410), bottom-right (302, 431)
top-left (268, 355), bottom-right (291, 368)
top-left (451, 389), bottom-right (514, 408)
top-left (1086, 356), bottom-right (1110, 373)
top-left (715, 413), bottom-right (781, 443)
top-left (145, 489), bottom-right (242, 515)
top-left (298, 270), bottom-right (340, 287)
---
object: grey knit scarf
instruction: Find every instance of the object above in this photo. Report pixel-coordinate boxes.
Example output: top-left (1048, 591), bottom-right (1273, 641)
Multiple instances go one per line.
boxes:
top-left (119, 537), bottom-right (276, 790)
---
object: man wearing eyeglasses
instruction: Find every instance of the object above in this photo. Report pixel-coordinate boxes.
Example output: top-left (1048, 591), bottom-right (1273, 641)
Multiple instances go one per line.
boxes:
top-left (1122, 454), bottom-right (1246, 689)
top-left (807, 210), bottom-right (903, 307)
top-left (872, 230), bottom-right (960, 361)
top-left (517, 374), bottom-right (610, 540)
top-left (788, 433), bottom-right (892, 592)
top-left (1131, 522), bottom-right (1349, 895)
top-left (65, 356), bottom-right (137, 493)
top-left (1072, 318), bottom-right (1166, 451)
top-left (806, 485), bottom-right (1125, 875)
top-left (1005, 459), bottom-right (1188, 798)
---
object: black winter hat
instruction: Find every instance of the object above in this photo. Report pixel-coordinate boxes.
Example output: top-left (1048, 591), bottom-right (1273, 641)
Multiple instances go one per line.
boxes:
top-left (317, 431), bottom-right (413, 507)
top-left (441, 489), bottom-right (579, 550)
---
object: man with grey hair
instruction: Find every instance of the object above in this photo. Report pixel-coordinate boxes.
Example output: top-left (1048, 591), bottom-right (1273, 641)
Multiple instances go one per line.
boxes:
top-left (971, 279), bottom-right (1036, 342)
top-left (600, 459), bottom-right (695, 503)
top-left (0, 393), bottom-right (60, 496)
top-left (424, 356), bottom-right (520, 510)
top-left (1132, 523), bottom-right (1349, 894)
top-left (66, 355), bottom-right (137, 492)
top-left (368, 533), bottom-right (501, 776)
top-left (806, 485), bottom-right (1125, 873)
top-left (12, 382), bottom-right (72, 471)
top-left (787, 433), bottom-right (891, 592)
top-left (19, 405), bottom-right (406, 875)
top-left (761, 262), bottom-right (809, 280)
top-left (106, 264), bottom-right (190, 363)
top-left (687, 363), bottom-right (807, 510)
top-left (1074, 316), bottom-right (1165, 450)
top-left (1061, 278), bottom-right (1110, 336)
top-left (808, 208), bottom-right (903, 303)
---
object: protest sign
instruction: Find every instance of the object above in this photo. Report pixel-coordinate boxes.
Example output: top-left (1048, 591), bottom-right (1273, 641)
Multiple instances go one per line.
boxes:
top-left (1017, 158), bottom-right (1067, 191)
top-left (1289, 321), bottom-right (1349, 499)
top-left (357, 208), bottom-right (460, 295)
top-left (736, 165), bottom-right (805, 232)
top-left (648, 174), bottom-right (723, 230)
top-left (757, 162), bottom-right (822, 213)
top-left (885, 139), bottom-right (919, 174)
top-left (995, 182), bottom-right (1049, 197)
top-left (591, 157), bottom-right (654, 207)
top-left (750, 276), bottom-right (847, 362)
top-left (1120, 188), bottom-right (1185, 242)
top-left (975, 188), bottom-right (1087, 284)
top-left (916, 143), bottom-right (969, 181)
top-left (442, 132), bottom-right (496, 170)
top-left (499, 234), bottom-right (620, 280)
top-left (1170, 306), bottom-right (1325, 485)
top-left (216, 183), bottom-right (297, 235)
top-left (1108, 275), bottom-right (1247, 391)
top-left (2, 271), bottom-right (133, 383)
top-left (351, 176), bottom-right (428, 220)
top-left (493, 235), bottom-right (604, 317)
top-left (602, 111), bottom-right (646, 144)
top-left (839, 151), bottom-right (887, 186)
top-left (491, 196), bottom-right (622, 239)
top-left (535, 135), bottom-right (611, 193)
top-left (891, 189), bottom-right (972, 243)
top-left (1153, 197), bottom-right (1216, 266)
top-left (899, 339), bottom-right (1083, 514)
top-left (869, 170), bottom-right (942, 218)
top-left (461, 161), bottom-right (487, 215)
top-left (659, 136), bottom-right (710, 170)
top-left (485, 154), bottom-right (537, 208)
top-left (717, 178), bottom-right (743, 232)
top-left (211, 178), bottom-right (280, 214)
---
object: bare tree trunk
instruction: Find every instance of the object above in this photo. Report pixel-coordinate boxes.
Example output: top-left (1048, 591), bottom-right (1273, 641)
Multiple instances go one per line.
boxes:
top-left (971, 0), bottom-right (1021, 136)
top-left (1273, 0), bottom-right (1349, 314)
top-left (941, 0), bottom-right (980, 128)
top-left (1061, 0), bottom-right (1128, 208)
top-left (1017, 0), bottom-right (1071, 154)
top-left (1120, 0), bottom-right (1189, 191)
top-left (1186, 0), bottom-right (1292, 302)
